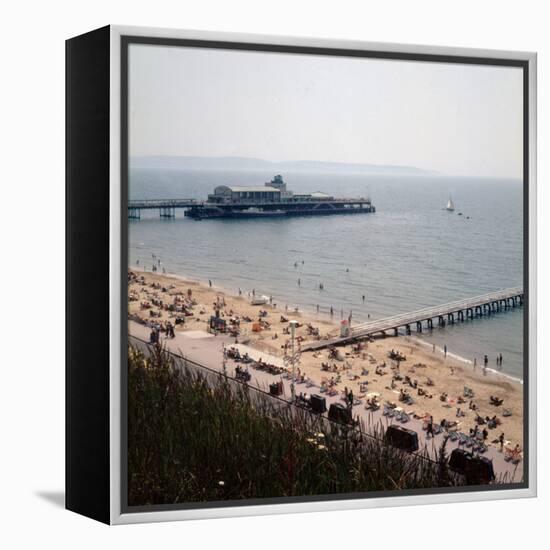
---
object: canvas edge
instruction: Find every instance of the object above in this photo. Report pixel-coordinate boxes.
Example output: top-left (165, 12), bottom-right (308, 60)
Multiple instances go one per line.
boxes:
top-left (107, 25), bottom-right (537, 525)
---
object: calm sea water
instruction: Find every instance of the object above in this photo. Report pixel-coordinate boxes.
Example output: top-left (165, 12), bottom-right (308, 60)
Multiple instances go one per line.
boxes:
top-left (129, 168), bottom-right (525, 381)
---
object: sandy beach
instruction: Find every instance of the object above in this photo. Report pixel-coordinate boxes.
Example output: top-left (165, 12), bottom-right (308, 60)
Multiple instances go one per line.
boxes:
top-left (128, 269), bottom-right (524, 450)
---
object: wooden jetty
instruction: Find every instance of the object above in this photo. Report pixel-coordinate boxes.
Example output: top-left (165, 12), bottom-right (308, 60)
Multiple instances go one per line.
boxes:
top-left (302, 287), bottom-right (524, 351)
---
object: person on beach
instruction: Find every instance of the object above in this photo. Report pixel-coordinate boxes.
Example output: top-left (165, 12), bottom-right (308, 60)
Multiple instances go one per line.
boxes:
top-left (208, 279), bottom-right (212, 287)
top-left (362, 294), bottom-right (365, 302)
top-left (499, 432), bottom-right (505, 451)
top-left (298, 278), bottom-right (301, 286)
top-left (444, 344), bottom-right (447, 357)
top-left (474, 357), bottom-right (477, 369)
top-left (484, 354), bottom-right (489, 368)
top-left (499, 353), bottom-right (503, 365)
top-left (330, 306), bottom-right (334, 316)
top-left (136, 259), bottom-right (139, 266)
top-left (427, 415), bottom-right (434, 438)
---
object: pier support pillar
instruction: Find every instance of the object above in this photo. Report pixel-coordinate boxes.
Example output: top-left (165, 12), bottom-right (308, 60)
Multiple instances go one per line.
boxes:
top-left (427, 318), bottom-right (433, 330)
top-left (406, 324), bottom-right (411, 335)
top-left (128, 207), bottom-right (141, 219)
top-left (416, 321), bottom-right (422, 333)
top-left (448, 313), bottom-right (454, 324)
top-left (160, 206), bottom-right (176, 218)
top-left (458, 310), bottom-right (464, 322)
top-left (467, 308), bottom-right (473, 320)
top-left (438, 315), bottom-right (445, 327)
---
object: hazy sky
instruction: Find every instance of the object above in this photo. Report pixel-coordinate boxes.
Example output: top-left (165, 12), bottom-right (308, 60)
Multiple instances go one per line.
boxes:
top-left (129, 44), bottom-right (523, 178)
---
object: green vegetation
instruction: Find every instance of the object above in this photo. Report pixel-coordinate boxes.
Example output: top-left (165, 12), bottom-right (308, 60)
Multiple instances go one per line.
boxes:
top-left (128, 344), bottom-right (460, 506)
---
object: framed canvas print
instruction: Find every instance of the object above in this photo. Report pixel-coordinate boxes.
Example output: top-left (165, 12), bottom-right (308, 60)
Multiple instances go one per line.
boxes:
top-left (66, 25), bottom-right (537, 525)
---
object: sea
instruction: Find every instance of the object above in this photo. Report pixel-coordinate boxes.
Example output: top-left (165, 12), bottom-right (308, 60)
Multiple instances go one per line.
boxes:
top-left (128, 168), bottom-right (525, 382)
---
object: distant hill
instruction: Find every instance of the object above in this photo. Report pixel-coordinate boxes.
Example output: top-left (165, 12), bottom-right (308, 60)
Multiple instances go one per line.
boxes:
top-left (130, 156), bottom-right (436, 175)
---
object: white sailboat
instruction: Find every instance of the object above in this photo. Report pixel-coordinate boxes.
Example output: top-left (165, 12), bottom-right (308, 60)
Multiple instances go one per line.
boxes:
top-left (446, 195), bottom-right (455, 211)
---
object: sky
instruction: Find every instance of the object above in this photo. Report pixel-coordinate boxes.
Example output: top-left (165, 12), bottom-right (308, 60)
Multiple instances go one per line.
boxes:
top-left (128, 43), bottom-right (524, 178)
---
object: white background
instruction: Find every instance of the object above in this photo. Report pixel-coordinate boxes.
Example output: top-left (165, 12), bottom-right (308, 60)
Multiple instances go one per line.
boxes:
top-left (0, 0), bottom-right (547, 547)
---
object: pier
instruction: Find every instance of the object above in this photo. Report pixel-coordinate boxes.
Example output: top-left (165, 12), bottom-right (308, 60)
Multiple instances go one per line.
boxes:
top-left (302, 287), bottom-right (524, 351)
top-left (128, 199), bottom-right (201, 219)
top-left (128, 197), bottom-right (375, 219)
top-left (128, 175), bottom-right (376, 220)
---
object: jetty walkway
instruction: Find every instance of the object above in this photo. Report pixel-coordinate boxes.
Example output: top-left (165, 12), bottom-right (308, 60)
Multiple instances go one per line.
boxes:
top-left (303, 287), bottom-right (524, 351)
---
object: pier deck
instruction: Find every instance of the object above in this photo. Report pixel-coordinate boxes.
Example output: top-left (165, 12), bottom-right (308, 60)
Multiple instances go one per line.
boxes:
top-left (302, 287), bottom-right (524, 351)
top-left (128, 197), bottom-right (375, 219)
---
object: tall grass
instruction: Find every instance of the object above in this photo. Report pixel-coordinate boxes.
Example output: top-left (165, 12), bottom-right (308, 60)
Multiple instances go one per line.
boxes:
top-left (128, 344), bottom-right (461, 506)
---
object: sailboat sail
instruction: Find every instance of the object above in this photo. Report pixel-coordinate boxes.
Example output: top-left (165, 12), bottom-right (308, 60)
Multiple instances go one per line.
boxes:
top-left (446, 196), bottom-right (455, 211)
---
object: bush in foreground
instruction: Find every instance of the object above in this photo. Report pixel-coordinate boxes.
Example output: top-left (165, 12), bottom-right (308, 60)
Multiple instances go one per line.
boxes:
top-left (128, 344), bottom-right (460, 506)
